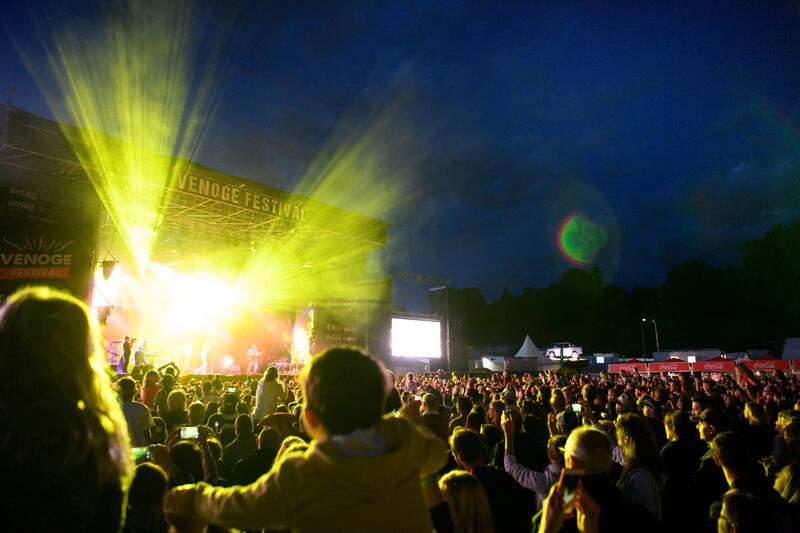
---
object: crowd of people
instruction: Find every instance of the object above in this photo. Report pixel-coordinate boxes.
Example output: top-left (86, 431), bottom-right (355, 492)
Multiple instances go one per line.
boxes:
top-left (2, 286), bottom-right (800, 532)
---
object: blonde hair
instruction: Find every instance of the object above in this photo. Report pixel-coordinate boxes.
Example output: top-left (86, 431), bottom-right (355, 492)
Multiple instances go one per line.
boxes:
top-left (776, 464), bottom-right (800, 505)
top-left (744, 402), bottom-right (767, 427)
top-left (438, 470), bottom-right (495, 533)
top-left (0, 286), bottom-right (132, 486)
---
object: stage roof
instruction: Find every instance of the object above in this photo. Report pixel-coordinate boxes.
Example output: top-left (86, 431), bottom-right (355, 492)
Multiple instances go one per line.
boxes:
top-left (0, 104), bottom-right (387, 259)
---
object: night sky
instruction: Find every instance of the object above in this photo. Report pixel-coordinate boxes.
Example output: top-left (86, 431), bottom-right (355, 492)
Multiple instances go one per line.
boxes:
top-left (3, 1), bottom-right (800, 311)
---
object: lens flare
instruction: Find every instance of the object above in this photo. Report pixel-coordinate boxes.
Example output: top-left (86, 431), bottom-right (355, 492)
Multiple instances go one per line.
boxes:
top-left (556, 212), bottom-right (608, 266)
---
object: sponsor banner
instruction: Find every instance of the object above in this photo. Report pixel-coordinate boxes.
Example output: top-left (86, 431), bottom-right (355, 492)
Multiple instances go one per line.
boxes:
top-left (739, 359), bottom-right (791, 372)
top-left (649, 361), bottom-right (691, 373)
top-left (608, 362), bottom-right (648, 373)
top-left (691, 360), bottom-right (736, 372)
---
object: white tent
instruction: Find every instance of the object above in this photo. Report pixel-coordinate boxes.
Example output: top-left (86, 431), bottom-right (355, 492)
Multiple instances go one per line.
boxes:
top-left (514, 335), bottom-right (545, 359)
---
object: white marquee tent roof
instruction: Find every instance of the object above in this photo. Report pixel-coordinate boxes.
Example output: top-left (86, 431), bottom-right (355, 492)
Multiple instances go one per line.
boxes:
top-left (513, 335), bottom-right (545, 359)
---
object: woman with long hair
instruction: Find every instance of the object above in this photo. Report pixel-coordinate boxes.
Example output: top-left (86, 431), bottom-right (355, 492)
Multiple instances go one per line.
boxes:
top-left (615, 412), bottom-right (662, 520)
top-left (251, 365), bottom-right (288, 424)
top-left (139, 370), bottom-right (161, 411)
top-left (438, 470), bottom-right (495, 533)
top-left (735, 363), bottom-right (758, 398)
top-left (0, 286), bottom-right (132, 531)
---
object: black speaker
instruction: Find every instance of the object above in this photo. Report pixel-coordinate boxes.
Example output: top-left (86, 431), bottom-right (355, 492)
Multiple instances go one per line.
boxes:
top-left (428, 287), bottom-right (484, 372)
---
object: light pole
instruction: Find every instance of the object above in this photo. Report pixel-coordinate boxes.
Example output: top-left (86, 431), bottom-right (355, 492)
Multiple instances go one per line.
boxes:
top-left (640, 318), bottom-right (647, 360)
top-left (651, 319), bottom-right (660, 352)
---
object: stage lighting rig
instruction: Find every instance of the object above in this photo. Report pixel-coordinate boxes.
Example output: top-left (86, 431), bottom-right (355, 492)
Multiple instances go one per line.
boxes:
top-left (101, 259), bottom-right (118, 280)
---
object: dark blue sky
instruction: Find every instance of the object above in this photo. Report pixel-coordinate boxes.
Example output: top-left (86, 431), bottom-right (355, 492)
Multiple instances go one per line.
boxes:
top-left (3, 1), bottom-right (800, 311)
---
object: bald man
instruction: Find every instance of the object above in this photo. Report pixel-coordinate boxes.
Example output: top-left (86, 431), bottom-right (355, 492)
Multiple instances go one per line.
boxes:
top-left (534, 427), bottom-right (664, 533)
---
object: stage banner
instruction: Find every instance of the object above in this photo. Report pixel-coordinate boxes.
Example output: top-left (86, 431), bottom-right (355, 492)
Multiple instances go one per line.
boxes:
top-left (0, 167), bottom-right (99, 303)
top-left (312, 276), bottom-right (391, 364)
top-left (649, 361), bottom-right (691, 373)
top-left (691, 360), bottom-right (736, 372)
top-left (608, 362), bottom-right (648, 373)
top-left (740, 359), bottom-right (791, 372)
top-left (313, 296), bottom-right (366, 355)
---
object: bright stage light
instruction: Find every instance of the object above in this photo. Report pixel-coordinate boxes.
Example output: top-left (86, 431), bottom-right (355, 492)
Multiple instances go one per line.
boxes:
top-left (150, 265), bottom-right (244, 333)
top-left (292, 324), bottom-right (310, 364)
top-left (98, 262), bottom-right (246, 355)
top-left (91, 262), bottom-right (123, 308)
top-left (221, 356), bottom-right (233, 371)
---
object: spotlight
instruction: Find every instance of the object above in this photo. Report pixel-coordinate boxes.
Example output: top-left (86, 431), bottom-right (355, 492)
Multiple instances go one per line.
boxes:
top-left (101, 260), bottom-right (118, 280)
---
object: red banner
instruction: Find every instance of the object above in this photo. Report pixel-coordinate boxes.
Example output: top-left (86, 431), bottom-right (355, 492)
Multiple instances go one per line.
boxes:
top-left (649, 361), bottom-right (691, 373)
top-left (691, 360), bottom-right (736, 372)
top-left (739, 359), bottom-right (791, 372)
top-left (608, 362), bottom-right (648, 373)
top-left (0, 267), bottom-right (71, 279)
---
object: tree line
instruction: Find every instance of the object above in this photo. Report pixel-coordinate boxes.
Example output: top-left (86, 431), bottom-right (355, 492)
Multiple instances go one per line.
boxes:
top-left (433, 219), bottom-right (800, 358)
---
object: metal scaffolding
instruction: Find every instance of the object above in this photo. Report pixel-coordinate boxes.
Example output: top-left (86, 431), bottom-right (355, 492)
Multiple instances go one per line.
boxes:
top-left (0, 104), bottom-right (386, 262)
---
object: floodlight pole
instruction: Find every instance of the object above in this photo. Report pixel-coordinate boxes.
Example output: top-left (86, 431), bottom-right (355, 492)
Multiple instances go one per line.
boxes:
top-left (640, 318), bottom-right (647, 361)
top-left (652, 319), bottom-right (660, 352)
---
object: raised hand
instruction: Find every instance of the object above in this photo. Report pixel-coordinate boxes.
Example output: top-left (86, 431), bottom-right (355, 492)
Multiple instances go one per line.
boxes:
top-left (538, 469), bottom-right (566, 533)
top-left (574, 480), bottom-right (600, 533)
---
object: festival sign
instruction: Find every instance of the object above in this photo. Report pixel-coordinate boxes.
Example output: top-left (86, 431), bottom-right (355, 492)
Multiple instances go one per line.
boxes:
top-left (739, 359), bottom-right (791, 372)
top-left (177, 173), bottom-right (307, 222)
top-left (691, 360), bottom-right (736, 372)
top-left (648, 361), bottom-right (691, 373)
top-left (608, 362), bottom-right (648, 373)
top-left (0, 168), bottom-right (99, 302)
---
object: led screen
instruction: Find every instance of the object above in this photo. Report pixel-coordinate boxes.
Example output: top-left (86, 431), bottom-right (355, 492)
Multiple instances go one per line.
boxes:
top-left (391, 318), bottom-right (442, 358)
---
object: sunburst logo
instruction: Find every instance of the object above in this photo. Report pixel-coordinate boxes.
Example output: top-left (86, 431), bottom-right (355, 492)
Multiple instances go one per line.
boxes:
top-left (2, 236), bottom-right (74, 255)
top-left (0, 235), bottom-right (74, 279)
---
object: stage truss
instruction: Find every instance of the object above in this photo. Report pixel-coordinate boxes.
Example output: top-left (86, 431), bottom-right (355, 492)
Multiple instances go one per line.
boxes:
top-left (0, 104), bottom-right (386, 262)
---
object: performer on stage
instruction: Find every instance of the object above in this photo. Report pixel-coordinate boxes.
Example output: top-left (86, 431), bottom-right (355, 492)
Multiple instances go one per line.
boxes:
top-left (246, 344), bottom-right (263, 376)
top-left (122, 336), bottom-right (133, 374)
top-left (107, 339), bottom-right (122, 372)
top-left (134, 341), bottom-right (148, 367)
top-left (195, 341), bottom-right (211, 375)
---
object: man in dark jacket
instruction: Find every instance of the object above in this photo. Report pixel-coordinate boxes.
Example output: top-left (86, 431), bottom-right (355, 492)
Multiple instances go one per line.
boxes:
top-left (229, 428), bottom-right (281, 486)
top-left (710, 431), bottom-right (792, 532)
top-left (451, 428), bottom-right (534, 532)
top-left (661, 410), bottom-right (708, 531)
top-left (692, 408), bottom-right (730, 527)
